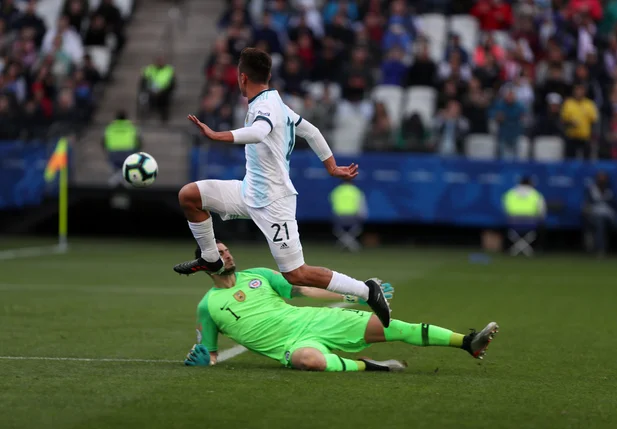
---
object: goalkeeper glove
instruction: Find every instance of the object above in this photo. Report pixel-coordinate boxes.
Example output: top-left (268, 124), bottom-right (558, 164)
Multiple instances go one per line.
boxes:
top-left (184, 344), bottom-right (211, 367)
top-left (343, 282), bottom-right (394, 305)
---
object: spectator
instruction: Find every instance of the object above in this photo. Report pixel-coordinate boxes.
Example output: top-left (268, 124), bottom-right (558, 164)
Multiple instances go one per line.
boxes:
top-left (473, 33), bottom-right (505, 67)
top-left (340, 46), bottom-right (373, 104)
top-left (362, 0), bottom-right (385, 44)
top-left (12, 1), bottom-right (46, 47)
top-left (583, 171), bottom-right (617, 256)
top-left (323, 0), bottom-right (358, 25)
top-left (382, 18), bottom-right (412, 56)
top-left (279, 55), bottom-right (308, 98)
top-left (296, 32), bottom-right (316, 71)
top-left (254, 12), bottom-right (283, 55)
top-left (325, 12), bottom-right (355, 49)
top-left (491, 84), bottom-right (526, 160)
top-left (0, 94), bottom-right (19, 139)
top-left (380, 46), bottom-right (407, 86)
top-left (95, 0), bottom-right (126, 52)
top-left (364, 101), bottom-right (393, 151)
top-left (463, 77), bottom-right (491, 134)
top-left (269, 0), bottom-right (292, 33)
top-left (599, 0), bottom-right (617, 36)
top-left (139, 56), bottom-right (176, 123)
top-left (405, 42), bottom-right (436, 87)
top-left (471, 0), bottom-right (513, 31)
top-left (225, 10), bottom-right (252, 61)
top-left (438, 50), bottom-right (472, 83)
top-left (81, 54), bottom-right (102, 87)
top-left (444, 33), bottom-right (469, 64)
top-left (474, 51), bottom-right (502, 91)
top-left (42, 15), bottom-right (83, 64)
top-left (534, 65), bottom-right (570, 114)
top-left (63, 0), bottom-right (88, 33)
top-left (603, 36), bottom-right (617, 83)
top-left (531, 93), bottom-right (564, 140)
top-left (83, 14), bottom-right (109, 47)
top-left (433, 100), bottom-right (469, 156)
top-left (561, 83), bottom-right (598, 159)
top-left (396, 112), bottom-right (431, 152)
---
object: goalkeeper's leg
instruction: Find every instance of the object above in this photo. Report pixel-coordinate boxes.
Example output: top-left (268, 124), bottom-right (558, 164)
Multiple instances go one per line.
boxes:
top-left (364, 315), bottom-right (499, 360)
top-left (290, 347), bottom-right (405, 372)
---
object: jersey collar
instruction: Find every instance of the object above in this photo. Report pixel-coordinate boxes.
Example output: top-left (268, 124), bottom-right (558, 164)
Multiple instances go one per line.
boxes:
top-left (248, 88), bottom-right (276, 105)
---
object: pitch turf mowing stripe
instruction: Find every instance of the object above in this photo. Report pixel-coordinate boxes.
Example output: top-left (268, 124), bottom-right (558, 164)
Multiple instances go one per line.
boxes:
top-left (0, 303), bottom-right (353, 364)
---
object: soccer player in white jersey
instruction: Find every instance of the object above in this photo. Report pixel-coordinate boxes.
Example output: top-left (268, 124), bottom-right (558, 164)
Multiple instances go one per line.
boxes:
top-left (173, 47), bottom-right (391, 327)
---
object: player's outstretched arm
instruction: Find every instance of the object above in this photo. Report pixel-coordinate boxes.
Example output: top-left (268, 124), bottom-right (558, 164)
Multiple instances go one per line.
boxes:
top-left (295, 118), bottom-right (358, 180)
top-left (188, 114), bottom-right (270, 144)
top-left (292, 283), bottom-right (394, 304)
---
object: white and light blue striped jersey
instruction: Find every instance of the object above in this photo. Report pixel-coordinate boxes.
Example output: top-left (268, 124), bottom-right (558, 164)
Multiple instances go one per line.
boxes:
top-left (241, 89), bottom-right (302, 208)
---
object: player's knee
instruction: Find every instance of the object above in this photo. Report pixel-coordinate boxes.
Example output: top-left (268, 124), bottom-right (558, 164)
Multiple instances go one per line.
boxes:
top-left (291, 349), bottom-right (326, 371)
top-left (178, 183), bottom-right (201, 210)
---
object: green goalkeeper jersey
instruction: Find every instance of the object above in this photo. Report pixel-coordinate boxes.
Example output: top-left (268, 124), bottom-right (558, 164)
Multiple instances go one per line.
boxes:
top-left (197, 268), bottom-right (305, 359)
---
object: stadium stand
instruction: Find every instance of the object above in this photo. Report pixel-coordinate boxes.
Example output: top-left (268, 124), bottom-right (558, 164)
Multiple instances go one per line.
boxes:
top-left (198, 0), bottom-right (617, 162)
top-left (0, 0), bottom-right (132, 141)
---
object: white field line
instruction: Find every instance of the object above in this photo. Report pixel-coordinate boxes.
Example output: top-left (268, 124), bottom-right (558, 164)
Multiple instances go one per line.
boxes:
top-left (0, 303), bottom-right (353, 365)
top-left (0, 245), bottom-right (68, 261)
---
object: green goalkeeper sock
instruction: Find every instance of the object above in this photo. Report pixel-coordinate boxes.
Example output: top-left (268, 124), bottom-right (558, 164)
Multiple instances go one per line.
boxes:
top-left (324, 354), bottom-right (366, 372)
top-left (384, 320), bottom-right (465, 348)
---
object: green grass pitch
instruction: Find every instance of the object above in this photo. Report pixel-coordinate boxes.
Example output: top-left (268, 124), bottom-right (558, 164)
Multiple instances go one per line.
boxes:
top-left (1, 239), bottom-right (616, 429)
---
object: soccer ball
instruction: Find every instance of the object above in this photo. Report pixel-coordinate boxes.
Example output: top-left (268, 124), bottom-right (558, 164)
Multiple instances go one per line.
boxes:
top-left (122, 152), bottom-right (158, 188)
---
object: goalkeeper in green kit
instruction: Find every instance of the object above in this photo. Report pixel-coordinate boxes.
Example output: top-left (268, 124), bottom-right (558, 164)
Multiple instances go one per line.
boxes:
top-left (184, 241), bottom-right (499, 372)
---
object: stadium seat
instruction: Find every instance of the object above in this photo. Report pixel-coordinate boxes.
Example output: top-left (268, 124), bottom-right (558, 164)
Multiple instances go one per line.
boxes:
top-left (371, 85), bottom-right (404, 127)
top-left (89, 0), bottom-right (134, 19)
top-left (87, 46), bottom-right (112, 78)
top-left (418, 14), bottom-right (447, 62)
top-left (403, 86), bottom-right (437, 126)
top-left (532, 136), bottom-right (564, 162)
top-left (449, 15), bottom-right (479, 55)
top-left (332, 109), bottom-right (368, 155)
top-left (36, 0), bottom-right (63, 32)
top-left (464, 134), bottom-right (497, 159)
top-left (517, 136), bottom-right (530, 161)
top-left (308, 82), bottom-right (342, 102)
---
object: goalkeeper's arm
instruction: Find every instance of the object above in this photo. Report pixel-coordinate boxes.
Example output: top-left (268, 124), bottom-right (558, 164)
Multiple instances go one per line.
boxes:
top-left (291, 284), bottom-right (394, 304)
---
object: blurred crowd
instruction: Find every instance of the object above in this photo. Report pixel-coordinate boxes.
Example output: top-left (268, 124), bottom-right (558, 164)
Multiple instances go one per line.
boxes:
top-left (198, 0), bottom-right (617, 160)
top-left (0, 0), bottom-right (126, 141)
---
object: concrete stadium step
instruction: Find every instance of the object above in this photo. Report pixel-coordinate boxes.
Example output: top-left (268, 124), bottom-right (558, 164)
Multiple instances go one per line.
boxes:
top-left (79, 0), bottom-right (224, 188)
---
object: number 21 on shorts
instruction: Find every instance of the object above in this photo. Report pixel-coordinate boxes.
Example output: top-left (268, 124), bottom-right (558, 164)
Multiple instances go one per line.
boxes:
top-left (271, 222), bottom-right (289, 243)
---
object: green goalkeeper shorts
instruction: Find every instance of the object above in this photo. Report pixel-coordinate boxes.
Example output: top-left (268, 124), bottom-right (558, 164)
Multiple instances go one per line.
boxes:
top-left (281, 307), bottom-right (373, 367)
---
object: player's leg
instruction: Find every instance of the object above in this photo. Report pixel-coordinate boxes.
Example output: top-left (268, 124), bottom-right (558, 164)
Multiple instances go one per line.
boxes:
top-left (174, 180), bottom-right (249, 275)
top-left (364, 315), bottom-right (499, 360)
top-left (248, 196), bottom-right (391, 327)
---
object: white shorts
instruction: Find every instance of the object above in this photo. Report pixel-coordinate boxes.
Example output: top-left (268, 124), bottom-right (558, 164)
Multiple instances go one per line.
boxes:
top-left (195, 180), bottom-right (305, 273)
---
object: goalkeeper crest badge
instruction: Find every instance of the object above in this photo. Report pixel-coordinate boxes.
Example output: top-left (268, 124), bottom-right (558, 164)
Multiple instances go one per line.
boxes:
top-left (234, 291), bottom-right (246, 302)
top-left (249, 279), bottom-right (262, 289)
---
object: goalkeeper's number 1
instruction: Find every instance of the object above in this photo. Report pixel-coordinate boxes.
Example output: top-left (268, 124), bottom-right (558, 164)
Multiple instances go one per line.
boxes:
top-left (221, 306), bottom-right (241, 321)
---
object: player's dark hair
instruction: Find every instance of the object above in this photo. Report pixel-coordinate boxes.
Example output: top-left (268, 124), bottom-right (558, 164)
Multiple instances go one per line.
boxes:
top-left (238, 47), bottom-right (272, 84)
top-left (520, 176), bottom-right (532, 186)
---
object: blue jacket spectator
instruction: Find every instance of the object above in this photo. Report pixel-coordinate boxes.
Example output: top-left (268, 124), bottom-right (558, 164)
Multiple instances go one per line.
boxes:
top-left (382, 18), bottom-right (412, 54)
top-left (491, 86), bottom-right (526, 160)
top-left (380, 47), bottom-right (407, 86)
top-left (323, 0), bottom-right (359, 25)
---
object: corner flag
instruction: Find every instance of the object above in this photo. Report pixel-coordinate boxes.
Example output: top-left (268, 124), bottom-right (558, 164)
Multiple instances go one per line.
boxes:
top-left (44, 137), bottom-right (69, 183)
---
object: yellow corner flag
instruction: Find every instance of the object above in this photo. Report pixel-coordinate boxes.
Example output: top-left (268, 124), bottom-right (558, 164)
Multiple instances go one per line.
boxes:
top-left (44, 137), bottom-right (69, 183)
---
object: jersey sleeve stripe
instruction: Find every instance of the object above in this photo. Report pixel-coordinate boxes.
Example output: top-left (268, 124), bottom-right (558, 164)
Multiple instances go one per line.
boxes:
top-left (253, 115), bottom-right (273, 132)
top-left (295, 116), bottom-right (303, 126)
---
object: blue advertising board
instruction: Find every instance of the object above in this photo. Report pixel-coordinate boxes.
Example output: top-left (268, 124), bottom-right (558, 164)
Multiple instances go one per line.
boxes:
top-left (0, 141), bottom-right (57, 210)
top-left (192, 147), bottom-right (617, 229)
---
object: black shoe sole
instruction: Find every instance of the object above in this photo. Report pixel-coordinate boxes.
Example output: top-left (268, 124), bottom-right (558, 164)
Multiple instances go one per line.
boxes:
top-left (365, 279), bottom-right (391, 328)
